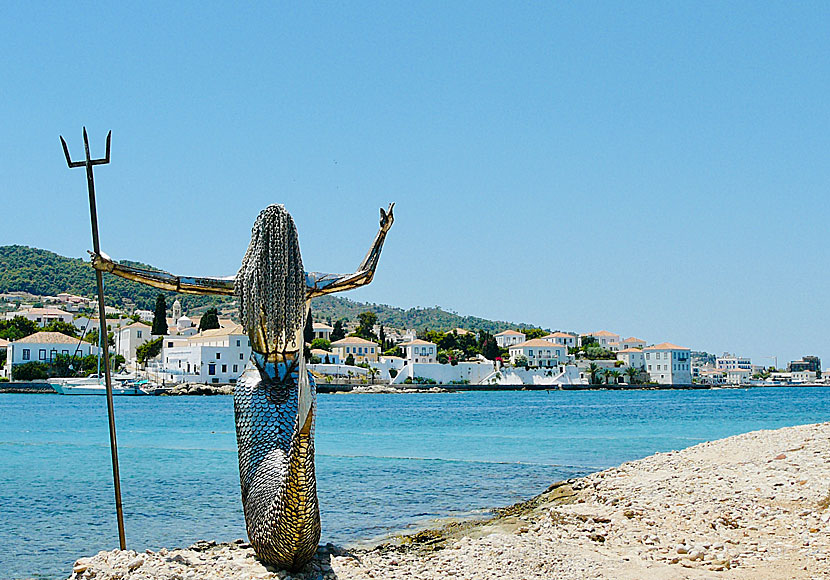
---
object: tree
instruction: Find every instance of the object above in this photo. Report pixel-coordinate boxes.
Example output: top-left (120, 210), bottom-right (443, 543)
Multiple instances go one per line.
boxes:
top-left (514, 354), bottom-right (529, 369)
top-left (608, 369), bottom-right (622, 385)
top-left (624, 366), bottom-right (640, 384)
top-left (587, 362), bottom-right (601, 384)
top-left (86, 328), bottom-right (114, 348)
top-left (12, 361), bottom-right (48, 381)
top-left (331, 320), bottom-right (346, 342)
top-left (136, 336), bottom-right (164, 364)
top-left (0, 316), bottom-right (38, 341)
top-left (151, 294), bottom-right (168, 335)
top-left (41, 320), bottom-right (78, 337)
top-left (345, 353), bottom-right (355, 366)
top-left (304, 310), bottom-right (314, 344)
top-left (368, 367), bottom-right (380, 383)
top-left (199, 307), bottom-right (220, 332)
top-left (520, 328), bottom-right (548, 340)
top-left (353, 311), bottom-right (377, 340)
top-left (378, 325), bottom-right (386, 351)
top-left (482, 337), bottom-right (500, 361)
top-left (311, 338), bottom-right (331, 351)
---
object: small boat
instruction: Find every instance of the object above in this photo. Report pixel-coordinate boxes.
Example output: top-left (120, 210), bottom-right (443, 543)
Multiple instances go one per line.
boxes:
top-left (49, 376), bottom-right (151, 396)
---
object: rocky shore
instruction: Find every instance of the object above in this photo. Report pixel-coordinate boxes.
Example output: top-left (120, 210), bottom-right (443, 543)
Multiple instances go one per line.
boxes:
top-left (67, 422), bottom-right (830, 580)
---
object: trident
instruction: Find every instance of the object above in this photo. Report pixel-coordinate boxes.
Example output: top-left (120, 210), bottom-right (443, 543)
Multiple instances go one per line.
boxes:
top-left (60, 128), bottom-right (126, 550)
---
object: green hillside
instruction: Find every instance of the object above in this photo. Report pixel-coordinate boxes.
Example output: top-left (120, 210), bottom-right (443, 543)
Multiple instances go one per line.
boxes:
top-left (0, 245), bottom-right (544, 333)
top-left (0, 245), bottom-right (228, 312)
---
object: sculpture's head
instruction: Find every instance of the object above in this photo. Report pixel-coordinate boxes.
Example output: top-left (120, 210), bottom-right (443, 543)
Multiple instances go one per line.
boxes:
top-left (235, 204), bottom-right (306, 356)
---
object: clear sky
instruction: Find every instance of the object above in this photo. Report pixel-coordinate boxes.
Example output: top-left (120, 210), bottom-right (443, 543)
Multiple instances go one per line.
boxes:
top-left (2, 2), bottom-right (829, 368)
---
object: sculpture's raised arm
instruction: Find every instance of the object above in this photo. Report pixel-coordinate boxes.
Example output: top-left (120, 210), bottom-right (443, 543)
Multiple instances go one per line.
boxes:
top-left (305, 203), bottom-right (394, 298)
top-left (89, 251), bottom-right (236, 296)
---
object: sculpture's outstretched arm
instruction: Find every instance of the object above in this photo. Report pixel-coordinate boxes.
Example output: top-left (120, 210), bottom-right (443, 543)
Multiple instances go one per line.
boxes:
top-left (305, 203), bottom-right (394, 298)
top-left (89, 251), bottom-right (236, 296)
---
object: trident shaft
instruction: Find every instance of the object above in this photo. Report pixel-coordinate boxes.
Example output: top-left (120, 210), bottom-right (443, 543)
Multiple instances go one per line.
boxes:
top-left (60, 128), bottom-right (126, 550)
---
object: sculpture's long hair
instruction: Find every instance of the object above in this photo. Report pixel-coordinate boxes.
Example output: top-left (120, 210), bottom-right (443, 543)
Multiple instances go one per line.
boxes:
top-left (236, 204), bottom-right (306, 357)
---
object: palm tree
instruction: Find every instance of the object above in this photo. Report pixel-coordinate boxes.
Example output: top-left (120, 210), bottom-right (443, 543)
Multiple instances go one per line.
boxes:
top-left (624, 366), bottom-right (639, 384)
top-left (368, 366), bottom-right (380, 384)
top-left (587, 362), bottom-right (601, 384)
top-left (608, 369), bottom-right (622, 385)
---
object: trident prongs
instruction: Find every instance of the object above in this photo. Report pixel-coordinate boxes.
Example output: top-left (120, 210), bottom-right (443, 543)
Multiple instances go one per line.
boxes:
top-left (60, 127), bottom-right (111, 168)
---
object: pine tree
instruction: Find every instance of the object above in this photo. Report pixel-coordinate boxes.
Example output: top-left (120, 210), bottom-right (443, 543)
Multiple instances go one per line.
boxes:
top-left (198, 307), bottom-right (220, 332)
top-left (151, 294), bottom-right (168, 335)
top-left (303, 310), bottom-right (314, 361)
top-left (378, 325), bottom-right (386, 351)
top-left (331, 320), bottom-right (346, 342)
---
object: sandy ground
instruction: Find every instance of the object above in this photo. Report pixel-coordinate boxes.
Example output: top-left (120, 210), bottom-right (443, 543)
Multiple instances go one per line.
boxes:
top-left (68, 422), bottom-right (830, 580)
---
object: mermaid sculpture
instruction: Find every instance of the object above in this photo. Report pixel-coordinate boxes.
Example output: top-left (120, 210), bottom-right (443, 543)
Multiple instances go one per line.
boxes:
top-left (91, 203), bottom-right (394, 570)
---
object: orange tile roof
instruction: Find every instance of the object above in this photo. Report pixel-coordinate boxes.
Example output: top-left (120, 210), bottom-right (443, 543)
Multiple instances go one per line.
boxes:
top-left (331, 336), bottom-right (379, 346)
top-left (495, 330), bottom-right (525, 336)
top-left (399, 339), bottom-right (436, 346)
top-left (14, 331), bottom-right (79, 344)
top-left (644, 342), bottom-right (689, 351)
top-left (617, 348), bottom-right (644, 354)
top-left (544, 332), bottom-right (574, 339)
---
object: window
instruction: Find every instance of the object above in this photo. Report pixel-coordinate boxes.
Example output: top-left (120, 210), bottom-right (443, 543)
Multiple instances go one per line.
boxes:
top-left (233, 364), bottom-right (238, 372)
top-left (239, 353), bottom-right (244, 360)
top-left (236, 340), bottom-right (241, 347)
top-left (222, 364), bottom-right (227, 373)
top-left (216, 352), bottom-right (221, 359)
top-left (50, 349), bottom-right (57, 360)
top-left (208, 364), bottom-right (216, 375)
top-left (168, 342), bottom-right (173, 348)
top-left (22, 349), bottom-right (30, 360)
top-left (647, 364), bottom-right (652, 370)
top-left (62, 349), bottom-right (69, 355)
top-left (39, 349), bottom-right (47, 361)
top-left (137, 330), bottom-right (142, 338)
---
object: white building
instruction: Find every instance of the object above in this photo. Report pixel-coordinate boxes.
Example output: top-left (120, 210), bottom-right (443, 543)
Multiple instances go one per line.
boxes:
top-left (580, 330), bottom-right (620, 348)
top-left (158, 324), bottom-right (251, 384)
top-left (609, 337), bottom-right (647, 352)
top-left (399, 339), bottom-right (438, 364)
top-left (312, 323), bottom-right (333, 341)
top-left (310, 348), bottom-right (340, 364)
top-left (792, 370), bottom-right (818, 383)
top-left (725, 368), bottom-right (752, 385)
top-left (716, 354), bottom-right (752, 371)
top-left (6, 307), bottom-right (73, 326)
top-left (495, 330), bottom-right (526, 348)
top-left (134, 309), bottom-right (154, 323)
top-left (542, 332), bottom-right (577, 348)
top-left (5, 331), bottom-right (98, 377)
top-left (117, 322), bottom-right (152, 363)
top-left (509, 339), bottom-right (569, 368)
top-left (643, 343), bottom-right (692, 384)
top-left (616, 348), bottom-right (645, 370)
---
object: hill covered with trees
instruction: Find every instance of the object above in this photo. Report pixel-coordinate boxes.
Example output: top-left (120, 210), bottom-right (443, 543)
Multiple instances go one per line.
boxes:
top-left (0, 245), bottom-right (545, 334)
top-left (0, 245), bottom-right (228, 311)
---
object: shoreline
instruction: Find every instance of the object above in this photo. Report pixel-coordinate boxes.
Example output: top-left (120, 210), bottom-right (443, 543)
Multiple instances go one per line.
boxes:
top-left (66, 421), bottom-right (830, 579)
top-left (5, 382), bottom-right (828, 396)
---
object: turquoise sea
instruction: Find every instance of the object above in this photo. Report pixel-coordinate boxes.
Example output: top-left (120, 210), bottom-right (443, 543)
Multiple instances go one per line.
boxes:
top-left (2, 387), bottom-right (829, 579)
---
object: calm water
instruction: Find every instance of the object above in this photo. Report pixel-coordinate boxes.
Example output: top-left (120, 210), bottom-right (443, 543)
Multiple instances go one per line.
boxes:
top-left (1, 387), bottom-right (829, 579)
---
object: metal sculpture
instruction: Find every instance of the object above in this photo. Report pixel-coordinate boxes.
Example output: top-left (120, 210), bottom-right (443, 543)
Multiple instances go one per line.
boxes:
top-left (60, 128), bottom-right (127, 550)
top-left (92, 202), bottom-right (394, 570)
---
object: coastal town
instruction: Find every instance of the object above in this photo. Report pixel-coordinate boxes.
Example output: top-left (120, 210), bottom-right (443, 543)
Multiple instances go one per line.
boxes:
top-left (0, 289), bottom-right (823, 390)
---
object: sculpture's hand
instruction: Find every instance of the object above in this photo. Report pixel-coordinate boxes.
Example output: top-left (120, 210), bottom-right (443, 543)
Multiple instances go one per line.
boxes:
top-left (379, 202), bottom-right (395, 233)
top-left (88, 250), bottom-right (116, 273)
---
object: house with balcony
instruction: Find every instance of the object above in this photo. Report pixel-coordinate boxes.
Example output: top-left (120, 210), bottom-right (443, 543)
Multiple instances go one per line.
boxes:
top-left (330, 336), bottom-right (380, 363)
top-left (399, 339), bottom-right (438, 364)
top-left (643, 343), bottom-right (692, 384)
top-left (495, 329), bottom-right (526, 348)
top-left (508, 339), bottom-right (569, 368)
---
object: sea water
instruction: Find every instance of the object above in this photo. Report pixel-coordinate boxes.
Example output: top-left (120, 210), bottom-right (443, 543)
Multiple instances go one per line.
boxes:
top-left (1, 387), bottom-right (829, 579)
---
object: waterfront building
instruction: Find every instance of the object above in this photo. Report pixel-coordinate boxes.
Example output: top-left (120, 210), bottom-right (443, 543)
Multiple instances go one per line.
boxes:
top-left (580, 330), bottom-right (620, 348)
top-left (158, 324), bottom-right (251, 384)
top-left (789, 356), bottom-right (821, 378)
top-left (6, 307), bottom-right (73, 326)
top-left (5, 331), bottom-right (98, 376)
top-left (716, 354), bottom-right (752, 371)
top-left (330, 336), bottom-right (380, 363)
top-left (116, 322), bottom-right (152, 363)
top-left (509, 339), bottom-right (568, 368)
top-left (616, 347), bottom-right (645, 370)
top-left (542, 331), bottom-right (577, 348)
top-left (495, 329), bottom-right (526, 348)
top-left (792, 370), bottom-right (818, 383)
top-left (399, 339), bottom-right (438, 364)
top-left (643, 343), bottom-right (692, 384)
top-left (312, 322), bottom-right (333, 341)
top-left (697, 368), bottom-right (727, 385)
top-left (725, 368), bottom-right (752, 385)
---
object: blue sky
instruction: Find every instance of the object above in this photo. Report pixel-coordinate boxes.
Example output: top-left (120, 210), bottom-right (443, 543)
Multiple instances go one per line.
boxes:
top-left (2, 2), bottom-right (829, 368)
